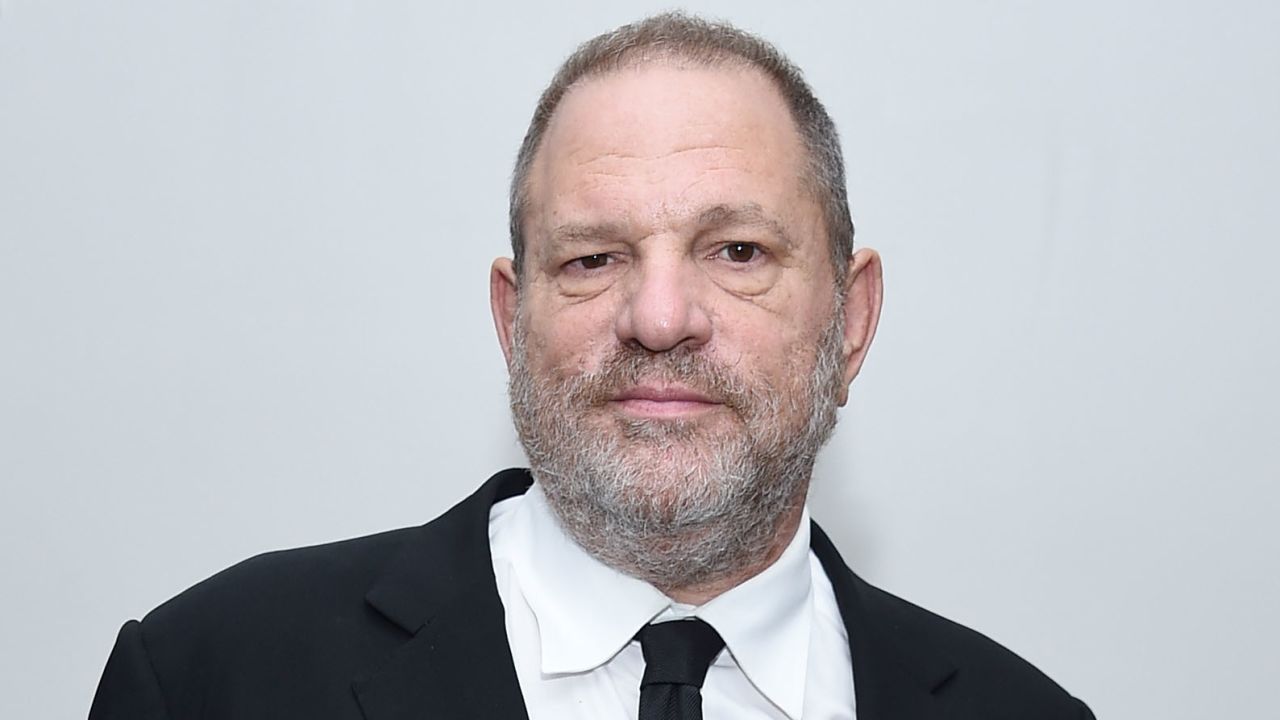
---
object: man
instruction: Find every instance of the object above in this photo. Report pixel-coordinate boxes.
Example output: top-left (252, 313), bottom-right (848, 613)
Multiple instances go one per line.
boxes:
top-left (91, 13), bottom-right (1093, 720)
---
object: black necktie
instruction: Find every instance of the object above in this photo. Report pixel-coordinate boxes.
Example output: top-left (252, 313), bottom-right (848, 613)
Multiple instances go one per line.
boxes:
top-left (637, 619), bottom-right (725, 720)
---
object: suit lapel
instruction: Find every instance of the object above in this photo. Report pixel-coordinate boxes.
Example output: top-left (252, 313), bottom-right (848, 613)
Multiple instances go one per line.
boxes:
top-left (810, 522), bottom-right (958, 720)
top-left (353, 469), bottom-right (534, 720)
top-left (350, 471), bottom-right (956, 720)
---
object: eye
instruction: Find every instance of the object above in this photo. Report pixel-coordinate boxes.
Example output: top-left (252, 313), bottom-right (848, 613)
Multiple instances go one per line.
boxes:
top-left (719, 243), bottom-right (760, 263)
top-left (572, 253), bottom-right (611, 270)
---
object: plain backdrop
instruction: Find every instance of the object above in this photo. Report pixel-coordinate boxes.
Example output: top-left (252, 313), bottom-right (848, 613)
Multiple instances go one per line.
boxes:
top-left (2, 1), bottom-right (1277, 717)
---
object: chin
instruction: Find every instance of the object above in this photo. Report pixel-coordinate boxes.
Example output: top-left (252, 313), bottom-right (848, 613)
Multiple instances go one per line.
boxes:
top-left (606, 407), bottom-right (740, 442)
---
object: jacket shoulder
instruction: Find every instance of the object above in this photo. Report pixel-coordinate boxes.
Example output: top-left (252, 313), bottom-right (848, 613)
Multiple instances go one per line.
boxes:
top-left (144, 525), bottom-right (419, 632)
top-left (127, 526), bottom-right (427, 715)
top-left (855, 576), bottom-right (1092, 718)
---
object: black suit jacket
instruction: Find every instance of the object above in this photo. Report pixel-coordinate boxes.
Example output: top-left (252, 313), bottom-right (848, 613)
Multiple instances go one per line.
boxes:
top-left (90, 468), bottom-right (1094, 719)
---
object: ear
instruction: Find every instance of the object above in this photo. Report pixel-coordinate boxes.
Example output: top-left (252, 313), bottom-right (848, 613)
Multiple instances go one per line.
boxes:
top-left (837, 248), bottom-right (884, 406)
top-left (490, 257), bottom-right (519, 367)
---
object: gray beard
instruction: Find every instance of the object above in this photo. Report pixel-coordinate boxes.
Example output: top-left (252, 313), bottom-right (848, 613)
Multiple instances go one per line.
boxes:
top-left (507, 299), bottom-right (845, 592)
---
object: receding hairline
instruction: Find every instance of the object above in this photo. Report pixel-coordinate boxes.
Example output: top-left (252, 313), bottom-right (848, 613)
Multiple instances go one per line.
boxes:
top-left (519, 57), bottom-right (814, 230)
top-left (509, 12), bottom-right (855, 282)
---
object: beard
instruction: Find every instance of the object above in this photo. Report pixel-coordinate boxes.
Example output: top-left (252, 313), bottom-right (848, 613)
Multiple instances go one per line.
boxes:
top-left (507, 296), bottom-right (846, 592)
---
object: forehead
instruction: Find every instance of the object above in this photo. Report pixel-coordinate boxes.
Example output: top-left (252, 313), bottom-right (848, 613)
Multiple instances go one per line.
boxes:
top-left (526, 63), bottom-right (812, 235)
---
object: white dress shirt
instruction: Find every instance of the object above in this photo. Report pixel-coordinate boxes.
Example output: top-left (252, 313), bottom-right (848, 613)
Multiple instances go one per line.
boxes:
top-left (488, 483), bottom-right (856, 719)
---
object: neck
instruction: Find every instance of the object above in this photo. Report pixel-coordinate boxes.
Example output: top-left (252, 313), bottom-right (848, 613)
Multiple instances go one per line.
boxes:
top-left (538, 461), bottom-right (817, 605)
top-left (659, 502), bottom-right (805, 605)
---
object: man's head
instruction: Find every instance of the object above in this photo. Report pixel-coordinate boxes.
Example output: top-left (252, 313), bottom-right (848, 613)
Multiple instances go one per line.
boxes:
top-left (507, 12), bottom-right (855, 283)
top-left (490, 13), bottom-right (883, 600)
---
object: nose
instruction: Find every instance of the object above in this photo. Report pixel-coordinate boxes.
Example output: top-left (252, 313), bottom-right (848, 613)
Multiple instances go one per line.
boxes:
top-left (614, 248), bottom-right (712, 353)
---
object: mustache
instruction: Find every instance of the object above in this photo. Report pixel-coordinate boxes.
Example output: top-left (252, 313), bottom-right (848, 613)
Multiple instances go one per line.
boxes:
top-left (564, 344), bottom-right (761, 416)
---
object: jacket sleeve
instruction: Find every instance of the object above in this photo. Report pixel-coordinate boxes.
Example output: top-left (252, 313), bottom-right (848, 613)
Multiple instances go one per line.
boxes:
top-left (88, 620), bottom-right (172, 720)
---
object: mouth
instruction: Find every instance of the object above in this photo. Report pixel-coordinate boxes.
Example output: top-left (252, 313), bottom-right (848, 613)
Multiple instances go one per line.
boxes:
top-left (609, 384), bottom-right (723, 419)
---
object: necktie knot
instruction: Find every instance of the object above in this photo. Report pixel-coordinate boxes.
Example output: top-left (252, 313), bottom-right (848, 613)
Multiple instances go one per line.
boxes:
top-left (637, 618), bottom-right (725, 689)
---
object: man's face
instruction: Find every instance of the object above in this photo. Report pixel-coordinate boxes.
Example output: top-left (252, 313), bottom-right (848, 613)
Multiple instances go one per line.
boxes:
top-left (491, 63), bottom-right (881, 587)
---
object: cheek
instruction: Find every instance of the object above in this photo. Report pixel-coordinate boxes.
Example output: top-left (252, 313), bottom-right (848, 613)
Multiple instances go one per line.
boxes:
top-left (524, 303), bottom-right (618, 376)
top-left (707, 284), bottom-right (818, 346)
top-left (708, 317), bottom-right (795, 378)
top-left (709, 300), bottom-right (833, 381)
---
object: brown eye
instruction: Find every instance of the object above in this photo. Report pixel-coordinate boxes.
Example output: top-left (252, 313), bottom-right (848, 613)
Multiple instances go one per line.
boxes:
top-left (723, 243), bottom-right (758, 263)
top-left (578, 254), bottom-right (610, 270)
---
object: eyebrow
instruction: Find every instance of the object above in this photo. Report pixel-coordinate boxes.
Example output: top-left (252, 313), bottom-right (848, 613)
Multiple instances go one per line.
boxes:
top-left (545, 203), bottom-right (794, 249)
top-left (547, 221), bottom-right (631, 247)
top-left (695, 203), bottom-right (794, 249)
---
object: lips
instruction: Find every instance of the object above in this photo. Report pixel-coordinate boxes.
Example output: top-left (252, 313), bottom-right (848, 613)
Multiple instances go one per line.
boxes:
top-left (610, 384), bottom-right (721, 418)
top-left (614, 385), bottom-right (716, 403)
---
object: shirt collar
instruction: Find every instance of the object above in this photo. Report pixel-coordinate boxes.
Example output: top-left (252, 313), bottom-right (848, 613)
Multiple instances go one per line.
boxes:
top-left (696, 510), bottom-right (813, 719)
top-left (508, 482), bottom-right (813, 719)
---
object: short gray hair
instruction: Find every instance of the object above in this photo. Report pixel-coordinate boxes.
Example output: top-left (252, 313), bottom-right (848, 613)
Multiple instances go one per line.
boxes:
top-left (508, 11), bottom-right (854, 280)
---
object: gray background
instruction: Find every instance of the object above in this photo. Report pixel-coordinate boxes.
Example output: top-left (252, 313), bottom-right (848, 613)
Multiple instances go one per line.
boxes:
top-left (2, 1), bottom-right (1277, 717)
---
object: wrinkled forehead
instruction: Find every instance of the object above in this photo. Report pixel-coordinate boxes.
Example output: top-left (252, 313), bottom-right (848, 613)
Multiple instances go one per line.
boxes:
top-left (524, 62), bottom-right (812, 238)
